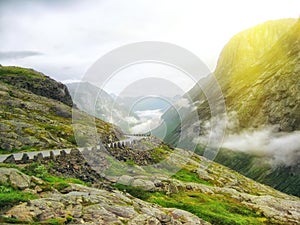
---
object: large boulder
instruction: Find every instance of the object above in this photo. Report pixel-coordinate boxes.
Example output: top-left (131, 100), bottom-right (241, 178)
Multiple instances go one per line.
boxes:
top-left (0, 168), bottom-right (31, 190)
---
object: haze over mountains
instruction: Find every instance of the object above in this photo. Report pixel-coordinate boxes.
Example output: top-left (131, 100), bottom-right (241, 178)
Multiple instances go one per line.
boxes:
top-left (0, 18), bottom-right (299, 224)
top-left (67, 81), bottom-right (179, 134)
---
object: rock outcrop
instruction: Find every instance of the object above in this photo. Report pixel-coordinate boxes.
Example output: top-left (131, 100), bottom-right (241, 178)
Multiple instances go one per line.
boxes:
top-left (3, 179), bottom-right (210, 224)
top-left (0, 66), bottom-right (73, 107)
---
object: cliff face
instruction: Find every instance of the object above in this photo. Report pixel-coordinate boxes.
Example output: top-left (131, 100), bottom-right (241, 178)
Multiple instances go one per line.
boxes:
top-left (163, 19), bottom-right (300, 144)
top-left (214, 18), bottom-right (300, 131)
top-left (161, 19), bottom-right (300, 196)
top-left (0, 66), bottom-right (122, 152)
top-left (0, 66), bottom-right (73, 107)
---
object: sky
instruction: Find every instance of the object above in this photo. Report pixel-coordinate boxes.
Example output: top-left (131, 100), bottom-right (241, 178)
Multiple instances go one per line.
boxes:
top-left (0, 0), bottom-right (299, 94)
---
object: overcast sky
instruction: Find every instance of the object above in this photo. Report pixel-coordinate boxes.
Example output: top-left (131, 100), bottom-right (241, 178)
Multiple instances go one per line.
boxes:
top-left (0, 0), bottom-right (299, 94)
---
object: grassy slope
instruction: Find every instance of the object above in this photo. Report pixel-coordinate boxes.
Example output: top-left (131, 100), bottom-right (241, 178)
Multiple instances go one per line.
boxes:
top-left (0, 66), bottom-right (123, 152)
top-left (1, 145), bottom-right (299, 224)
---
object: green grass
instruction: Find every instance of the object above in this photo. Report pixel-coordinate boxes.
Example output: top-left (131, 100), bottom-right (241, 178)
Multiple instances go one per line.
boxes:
top-left (114, 183), bottom-right (155, 200)
top-left (22, 163), bottom-right (87, 191)
top-left (149, 191), bottom-right (266, 225)
top-left (103, 155), bottom-right (127, 176)
top-left (125, 159), bottom-right (135, 166)
top-left (115, 184), bottom-right (267, 225)
top-left (0, 163), bottom-right (19, 169)
top-left (0, 185), bottom-right (37, 209)
top-left (0, 66), bottom-right (45, 79)
top-left (0, 146), bottom-right (39, 154)
top-left (0, 216), bottom-right (69, 225)
top-left (172, 168), bottom-right (213, 186)
top-left (150, 145), bottom-right (172, 163)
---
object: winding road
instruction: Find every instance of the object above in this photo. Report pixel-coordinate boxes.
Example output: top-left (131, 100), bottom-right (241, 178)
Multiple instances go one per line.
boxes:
top-left (0, 135), bottom-right (145, 163)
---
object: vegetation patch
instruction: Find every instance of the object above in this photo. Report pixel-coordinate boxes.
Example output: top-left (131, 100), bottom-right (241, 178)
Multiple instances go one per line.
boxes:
top-left (22, 163), bottom-right (87, 191)
top-left (0, 185), bottom-right (37, 209)
top-left (171, 168), bottom-right (213, 186)
top-left (0, 216), bottom-right (69, 225)
top-left (115, 184), bottom-right (267, 225)
top-left (150, 145), bottom-right (172, 163)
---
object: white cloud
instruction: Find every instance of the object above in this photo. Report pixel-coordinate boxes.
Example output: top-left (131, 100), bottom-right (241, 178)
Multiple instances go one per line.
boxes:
top-left (222, 128), bottom-right (300, 166)
top-left (193, 112), bottom-right (300, 166)
top-left (135, 109), bottom-right (163, 119)
top-left (0, 0), bottom-right (299, 88)
top-left (131, 109), bottom-right (163, 133)
top-left (175, 98), bottom-right (191, 108)
top-left (124, 116), bottom-right (139, 124)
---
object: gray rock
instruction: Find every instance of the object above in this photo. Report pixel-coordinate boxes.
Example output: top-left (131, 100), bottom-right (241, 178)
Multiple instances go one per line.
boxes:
top-left (128, 215), bottom-right (161, 225)
top-left (3, 154), bottom-right (15, 163)
top-left (132, 179), bottom-right (155, 191)
top-left (1, 143), bottom-right (12, 151)
top-left (21, 153), bottom-right (30, 163)
top-left (0, 168), bottom-right (31, 190)
top-left (166, 208), bottom-right (211, 225)
top-left (117, 175), bottom-right (134, 185)
top-left (4, 183), bottom-right (212, 225)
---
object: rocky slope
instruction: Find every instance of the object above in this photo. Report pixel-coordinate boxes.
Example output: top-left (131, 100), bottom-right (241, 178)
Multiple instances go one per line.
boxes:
top-left (0, 66), bottom-right (73, 107)
top-left (1, 146), bottom-right (299, 225)
top-left (0, 66), bottom-right (122, 152)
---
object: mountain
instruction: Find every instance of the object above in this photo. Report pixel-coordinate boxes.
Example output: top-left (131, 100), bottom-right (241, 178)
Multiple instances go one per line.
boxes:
top-left (0, 66), bottom-right (123, 152)
top-left (214, 18), bottom-right (300, 131)
top-left (0, 65), bottom-right (299, 224)
top-left (67, 82), bottom-right (139, 133)
top-left (67, 82), bottom-right (177, 134)
top-left (0, 66), bottom-right (73, 107)
top-left (160, 19), bottom-right (300, 196)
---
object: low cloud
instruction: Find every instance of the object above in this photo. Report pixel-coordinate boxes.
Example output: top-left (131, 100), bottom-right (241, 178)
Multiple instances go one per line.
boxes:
top-left (193, 112), bottom-right (300, 166)
top-left (175, 98), bottom-right (191, 108)
top-left (223, 128), bottom-right (300, 166)
top-left (0, 51), bottom-right (42, 60)
top-left (131, 109), bottom-right (163, 134)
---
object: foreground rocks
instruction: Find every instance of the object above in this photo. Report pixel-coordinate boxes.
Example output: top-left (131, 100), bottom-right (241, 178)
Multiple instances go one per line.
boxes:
top-left (108, 149), bottom-right (300, 225)
top-left (1, 149), bottom-right (300, 224)
top-left (4, 183), bottom-right (210, 225)
top-left (0, 167), bottom-right (40, 190)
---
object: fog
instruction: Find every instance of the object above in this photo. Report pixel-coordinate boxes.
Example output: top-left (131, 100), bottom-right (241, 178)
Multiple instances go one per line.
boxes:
top-left (193, 113), bottom-right (300, 166)
top-left (223, 128), bottom-right (300, 166)
top-left (127, 109), bottom-right (163, 134)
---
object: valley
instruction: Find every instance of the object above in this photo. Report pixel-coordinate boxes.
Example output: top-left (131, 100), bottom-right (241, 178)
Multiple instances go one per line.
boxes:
top-left (0, 17), bottom-right (300, 225)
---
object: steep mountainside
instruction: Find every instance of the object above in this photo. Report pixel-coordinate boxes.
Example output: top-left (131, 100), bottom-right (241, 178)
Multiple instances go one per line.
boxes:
top-left (214, 18), bottom-right (300, 131)
top-left (186, 18), bottom-right (300, 132)
top-left (0, 66), bottom-right (122, 152)
top-left (161, 19), bottom-right (300, 196)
